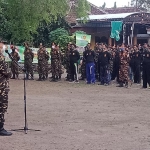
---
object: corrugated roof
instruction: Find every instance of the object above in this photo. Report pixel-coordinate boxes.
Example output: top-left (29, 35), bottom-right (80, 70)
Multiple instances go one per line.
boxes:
top-left (77, 12), bottom-right (138, 21)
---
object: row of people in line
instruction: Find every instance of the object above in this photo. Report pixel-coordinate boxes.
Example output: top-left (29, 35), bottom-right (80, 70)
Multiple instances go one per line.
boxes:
top-left (65, 42), bottom-right (150, 88)
top-left (8, 42), bottom-right (150, 88)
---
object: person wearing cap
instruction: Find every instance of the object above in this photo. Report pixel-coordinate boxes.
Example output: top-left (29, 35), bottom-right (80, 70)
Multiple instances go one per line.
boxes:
top-left (37, 44), bottom-right (47, 81)
top-left (0, 43), bottom-right (12, 136)
top-left (83, 43), bottom-right (96, 84)
top-left (69, 44), bottom-right (80, 83)
top-left (10, 45), bottom-right (20, 79)
top-left (117, 48), bottom-right (130, 87)
top-left (24, 43), bottom-right (34, 80)
top-left (50, 44), bottom-right (61, 82)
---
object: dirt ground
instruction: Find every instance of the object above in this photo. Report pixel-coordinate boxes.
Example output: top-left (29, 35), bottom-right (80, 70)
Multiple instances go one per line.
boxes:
top-left (1, 75), bottom-right (150, 150)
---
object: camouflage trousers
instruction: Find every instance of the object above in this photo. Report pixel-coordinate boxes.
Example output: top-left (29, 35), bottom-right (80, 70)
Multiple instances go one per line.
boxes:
top-left (38, 61), bottom-right (46, 77)
top-left (0, 88), bottom-right (9, 123)
top-left (119, 65), bottom-right (129, 83)
top-left (24, 61), bottom-right (33, 76)
top-left (45, 61), bottom-right (49, 78)
top-left (11, 62), bottom-right (19, 77)
top-left (51, 59), bottom-right (59, 77)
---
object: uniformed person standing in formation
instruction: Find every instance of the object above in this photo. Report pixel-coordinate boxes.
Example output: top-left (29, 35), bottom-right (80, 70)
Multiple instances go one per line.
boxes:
top-left (37, 44), bottom-right (47, 81)
top-left (43, 46), bottom-right (50, 80)
top-left (69, 44), bottom-right (80, 83)
top-left (24, 43), bottom-right (34, 80)
top-left (0, 44), bottom-right (12, 136)
top-left (64, 43), bottom-right (71, 81)
top-left (94, 43), bottom-right (99, 80)
top-left (98, 44), bottom-right (110, 86)
top-left (132, 45), bottom-right (142, 84)
top-left (50, 44), bottom-right (61, 82)
top-left (84, 43), bottom-right (96, 84)
top-left (10, 45), bottom-right (20, 79)
top-left (117, 49), bottom-right (130, 87)
top-left (142, 45), bottom-right (150, 88)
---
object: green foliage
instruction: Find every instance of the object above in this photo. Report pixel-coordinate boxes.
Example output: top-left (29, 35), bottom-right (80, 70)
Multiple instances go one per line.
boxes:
top-left (49, 28), bottom-right (69, 43)
top-left (56, 35), bottom-right (71, 49)
top-left (76, 0), bottom-right (90, 23)
top-left (0, 0), bottom-right (90, 44)
top-left (49, 28), bottom-right (72, 52)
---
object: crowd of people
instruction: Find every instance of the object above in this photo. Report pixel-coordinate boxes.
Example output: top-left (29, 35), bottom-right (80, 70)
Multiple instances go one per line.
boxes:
top-left (0, 41), bottom-right (150, 136)
top-left (6, 42), bottom-right (150, 89)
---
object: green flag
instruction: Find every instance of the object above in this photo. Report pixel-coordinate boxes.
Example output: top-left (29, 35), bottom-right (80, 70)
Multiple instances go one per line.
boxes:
top-left (110, 21), bottom-right (123, 41)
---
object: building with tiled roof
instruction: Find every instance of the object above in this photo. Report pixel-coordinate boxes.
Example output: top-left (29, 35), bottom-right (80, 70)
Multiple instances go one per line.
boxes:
top-left (104, 7), bottom-right (146, 14)
top-left (65, 0), bottom-right (107, 26)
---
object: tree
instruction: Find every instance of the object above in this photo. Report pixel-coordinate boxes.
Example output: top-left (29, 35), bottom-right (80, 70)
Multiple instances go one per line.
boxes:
top-left (0, 0), bottom-right (90, 44)
top-left (49, 28), bottom-right (71, 51)
top-left (101, 2), bottom-right (106, 9)
top-left (131, 0), bottom-right (150, 11)
top-left (113, 2), bottom-right (117, 8)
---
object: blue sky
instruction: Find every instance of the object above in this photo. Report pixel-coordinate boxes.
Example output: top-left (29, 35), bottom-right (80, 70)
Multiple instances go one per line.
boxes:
top-left (87, 0), bottom-right (130, 8)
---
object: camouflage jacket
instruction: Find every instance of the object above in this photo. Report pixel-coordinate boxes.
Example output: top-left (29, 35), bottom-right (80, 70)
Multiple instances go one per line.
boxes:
top-left (0, 53), bottom-right (11, 90)
top-left (24, 49), bottom-right (34, 63)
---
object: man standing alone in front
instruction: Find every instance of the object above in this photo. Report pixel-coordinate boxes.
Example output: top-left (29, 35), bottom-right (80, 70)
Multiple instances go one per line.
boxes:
top-left (0, 44), bottom-right (12, 136)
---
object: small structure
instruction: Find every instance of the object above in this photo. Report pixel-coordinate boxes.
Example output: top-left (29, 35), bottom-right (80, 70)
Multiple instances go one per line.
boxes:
top-left (65, 2), bottom-right (150, 48)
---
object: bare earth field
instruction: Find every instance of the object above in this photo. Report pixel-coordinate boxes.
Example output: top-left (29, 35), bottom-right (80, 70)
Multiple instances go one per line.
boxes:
top-left (1, 75), bottom-right (150, 150)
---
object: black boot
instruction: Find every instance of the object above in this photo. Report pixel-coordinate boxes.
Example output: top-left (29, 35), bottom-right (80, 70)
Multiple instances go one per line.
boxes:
top-left (0, 123), bottom-right (12, 136)
top-left (0, 128), bottom-right (12, 136)
top-left (125, 81), bottom-right (128, 88)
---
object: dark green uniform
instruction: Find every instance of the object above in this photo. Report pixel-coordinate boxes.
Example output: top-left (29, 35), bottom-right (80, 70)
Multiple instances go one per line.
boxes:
top-left (0, 53), bottom-right (11, 126)
top-left (24, 48), bottom-right (34, 79)
top-left (10, 48), bottom-right (20, 79)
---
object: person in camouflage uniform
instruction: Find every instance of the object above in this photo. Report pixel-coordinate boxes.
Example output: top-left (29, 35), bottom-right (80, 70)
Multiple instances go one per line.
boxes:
top-left (43, 46), bottom-right (50, 79)
top-left (57, 45), bottom-right (62, 80)
top-left (24, 43), bottom-right (34, 80)
top-left (50, 44), bottom-right (60, 82)
top-left (10, 45), bottom-right (20, 79)
top-left (64, 43), bottom-right (71, 81)
top-left (117, 49), bottom-right (130, 88)
top-left (0, 45), bottom-right (12, 136)
top-left (37, 47), bottom-right (47, 81)
top-left (94, 43), bottom-right (99, 81)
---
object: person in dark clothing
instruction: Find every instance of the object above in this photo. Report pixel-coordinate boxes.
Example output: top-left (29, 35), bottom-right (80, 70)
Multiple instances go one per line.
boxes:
top-left (133, 46), bottom-right (142, 84)
top-left (69, 44), bottom-right (80, 83)
top-left (83, 43), bottom-right (96, 84)
top-left (98, 44), bottom-right (110, 86)
top-left (142, 50), bottom-right (150, 88)
top-left (129, 48), bottom-right (134, 83)
top-left (112, 47), bottom-right (120, 83)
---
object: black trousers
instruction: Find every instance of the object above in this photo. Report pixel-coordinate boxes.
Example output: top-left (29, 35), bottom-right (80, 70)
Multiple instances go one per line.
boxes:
top-left (134, 64), bottom-right (141, 83)
top-left (142, 64), bottom-right (150, 88)
top-left (70, 62), bottom-right (78, 81)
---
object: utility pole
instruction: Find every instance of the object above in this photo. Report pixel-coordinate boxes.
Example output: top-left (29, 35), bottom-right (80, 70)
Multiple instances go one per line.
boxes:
top-left (135, 0), bottom-right (138, 11)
